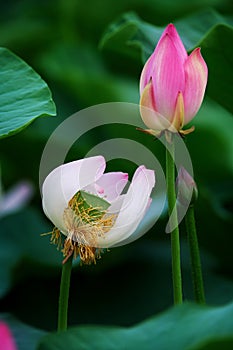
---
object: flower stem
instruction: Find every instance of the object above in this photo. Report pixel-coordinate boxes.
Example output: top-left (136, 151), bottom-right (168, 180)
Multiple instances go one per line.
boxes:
top-left (166, 134), bottom-right (183, 304)
top-left (185, 206), bottom-right (205, 304)
top-left (58, 254), bottom-right (73, 331)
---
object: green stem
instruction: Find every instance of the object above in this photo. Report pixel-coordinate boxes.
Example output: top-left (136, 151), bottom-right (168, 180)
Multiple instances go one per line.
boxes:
top-left (58, 254), bottom-right (73, 331)
top-left (166, 134), bottom-right (183, 304)
top-left (185, 206), bottom-right (205, 304)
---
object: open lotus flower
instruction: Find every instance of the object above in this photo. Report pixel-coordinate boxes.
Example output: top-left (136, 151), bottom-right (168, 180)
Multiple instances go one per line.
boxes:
top-left (140, 23), bottom-right (208, 135)
top-left (42, 156), bottom-right (155, 264)
top-left (0, 322), bottom-right (17, 350)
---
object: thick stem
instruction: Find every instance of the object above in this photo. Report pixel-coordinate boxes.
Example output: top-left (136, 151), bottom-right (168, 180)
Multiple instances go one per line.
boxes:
top-left (185, 206), bottom-right (205, 304)
top-left (58, 255), bottom-right (73, 331)
top-left (166, 134), bottom-right (183, 304)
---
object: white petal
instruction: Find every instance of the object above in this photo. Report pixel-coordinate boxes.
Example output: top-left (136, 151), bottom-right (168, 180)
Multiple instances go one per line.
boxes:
top-left (42, 156), bottom-right (106, 233)
top-left (112, 198), bottom-right (151, 247)
top-left (95, 166), bottom-right (155, 248)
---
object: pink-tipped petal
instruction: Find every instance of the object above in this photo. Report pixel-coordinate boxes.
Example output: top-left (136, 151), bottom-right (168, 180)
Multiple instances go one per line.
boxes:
top-left (140, 53), bottom-right (155, 94)
top-left (0, 322), bottom-right (17, 350)
top-left (163, 24), bottom-right (187, 63)
top-left (84, 172), bottom-right (128, 202)
top-left (183, 48), bottom-right (208, 124)
top-left (140, 24), bottom-right (187, 94)
top-left (140, 81), bottom-right (170, 131)
top-left (96, 172), bottom-right (128, 202)
top-left (152, 34), bottom-right (185, 119)
top-left (42, 156), bottom-right (105, 233)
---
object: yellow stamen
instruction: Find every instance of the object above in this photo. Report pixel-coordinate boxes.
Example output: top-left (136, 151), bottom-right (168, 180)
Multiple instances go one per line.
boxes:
top-left (41, 227), bottom-right (62, 250)
top-left (62, 236), bottom-right (79, 264)
top-left (63, 191), bottom-right (115, 264)
top-left (78, 245), bottom-right (97, 265)
top-left (42, 191), bottom-right (115, 265)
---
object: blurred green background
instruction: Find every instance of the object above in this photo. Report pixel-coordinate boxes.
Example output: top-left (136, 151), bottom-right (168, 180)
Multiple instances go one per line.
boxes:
top-left (0, 0), bottom-right (233, 349)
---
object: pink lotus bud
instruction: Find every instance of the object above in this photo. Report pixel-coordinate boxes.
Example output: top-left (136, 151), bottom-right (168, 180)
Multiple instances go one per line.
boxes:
top-left (176, 167), bottom-right (198, 207)
top-left (0, 322), bottom-right (17, 350)
top-left (140, 24), bottom-right (208, 135)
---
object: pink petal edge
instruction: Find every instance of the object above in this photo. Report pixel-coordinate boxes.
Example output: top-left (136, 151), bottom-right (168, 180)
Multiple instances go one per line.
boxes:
top-left (183, 48), bottom-right (208, 124)
top-left (151, 33), bottom-right (185, 119)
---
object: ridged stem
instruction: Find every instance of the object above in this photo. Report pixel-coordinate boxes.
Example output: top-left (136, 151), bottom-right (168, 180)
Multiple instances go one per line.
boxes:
top-left (185, 206), bottom-right (205, 304)
top-left (166, 135), bottom-right (183, 304)
top-left (57, 255), bottom-right (73, 331)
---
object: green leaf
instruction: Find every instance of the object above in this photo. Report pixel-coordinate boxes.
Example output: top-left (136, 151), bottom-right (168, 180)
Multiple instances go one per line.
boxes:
top-left (0, 313), bottom-right (46, 350)
top-left (0, 48), bottom-right (56, 139)
top-left (191, 337), bottom-right (233, 350)
top-left (100, 12), bottom-right (162, 61)
top-left (200, 24), bottom-right (233, 114)
top-left (100, 9), bottom-right (229, 61)
top-left (37, 302), bottom-right (233, 350)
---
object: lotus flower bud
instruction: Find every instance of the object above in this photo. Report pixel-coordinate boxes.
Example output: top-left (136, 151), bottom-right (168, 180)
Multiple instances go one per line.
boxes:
top-left (176, 167), bottom-right (198, 207)
top-left (140, 24), bottom-right (208, 135)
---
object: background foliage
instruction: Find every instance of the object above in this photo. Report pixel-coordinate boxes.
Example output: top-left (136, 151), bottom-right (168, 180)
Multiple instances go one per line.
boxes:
top-left (0, 0), bottom-right (232, 349)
